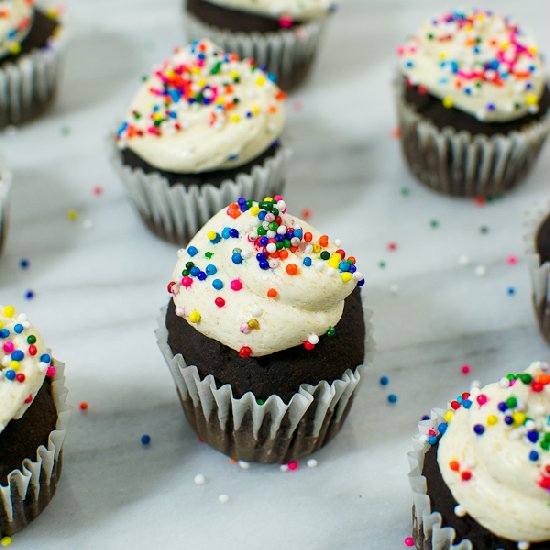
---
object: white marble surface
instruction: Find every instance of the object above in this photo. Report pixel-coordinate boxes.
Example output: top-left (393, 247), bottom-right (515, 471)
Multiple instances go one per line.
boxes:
top-left (1, 0), bottom-right (550, 548)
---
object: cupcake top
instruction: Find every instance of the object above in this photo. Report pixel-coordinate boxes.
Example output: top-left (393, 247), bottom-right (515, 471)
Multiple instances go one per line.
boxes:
top-left (116, 39), bottom-right (286, 174)
top-left (167, 196), bottom-right (364, 357)
top-left (0, 0), bottom-right (33, 59)
top-left (397, 9), bottom-right (546, 122)
top-left (432, 362), bottom-right (550, 543)
top-left (201, 0), bottom-right (333, 20)
top-left (0, 305), bottom-right (56, 433)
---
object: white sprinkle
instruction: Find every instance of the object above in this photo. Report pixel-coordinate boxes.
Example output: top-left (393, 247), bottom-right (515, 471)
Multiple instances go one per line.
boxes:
top-left (280, 464), bottom-right (289, 473)
top-left (82, 219), bottom-right (93, 230)
top-left (517, 542), bottom-right (530, 550)
top-left (334, 239), bottom-right (341, 246)
top-left (390, 284), bottom-right (400, 294)
top-left (307, 334), bottom-right (319, 345)
top-left (458, 254), bottom-right (470, 266)
top-left (252, 307), bottom-right (263, 318)
top-left (218, 494), bottom-right (230, 504)
top-left (454, 505), bottom-right (466, 517)
top-left (177, 248), bottom-right (186, 257)
top-left (238, 461), bottom-right (250, 470)
top-left (307, 459), bottom-right (318, 468)
top-left (194, 474), bottom-right (206, 486)
top-left (474, 265), bottom-right (486, 277)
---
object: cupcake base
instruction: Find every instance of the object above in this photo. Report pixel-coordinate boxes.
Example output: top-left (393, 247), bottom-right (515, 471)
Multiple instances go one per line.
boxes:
top-left (396, 80), bottom-right (550, 198)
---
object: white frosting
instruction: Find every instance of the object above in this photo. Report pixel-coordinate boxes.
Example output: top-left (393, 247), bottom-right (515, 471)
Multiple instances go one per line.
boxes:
top-left (169, 200), bottom-right (363, 356)
top-left (116, 40), bottom-right (286, 174)
top-left (438, 362), bottom-right (550, 542)
top-left (398, 10), bottom-right (546, 122)
top-left (202, 0), bottom-right (332, 20)
top-left (0, 305), bottom-right (53, 434)
top-left (0, 0), bottom-right (33, 59)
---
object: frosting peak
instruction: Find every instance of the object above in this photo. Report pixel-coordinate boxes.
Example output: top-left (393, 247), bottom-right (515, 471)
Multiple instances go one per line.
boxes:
top-left (0, 305), bottom-right (56, 434)
top-left (116, 39), bottom-right (286, 174)
top-left (435, 362), bottom-right (550, 543)
top-left (168, 197), bottom-right (364, 357)
top-left (0, 0), bottom-right (34, 59)
top-left (201, 0), bottom-right (333, 20)
top-left (397, 9), bottom-right (546, 122)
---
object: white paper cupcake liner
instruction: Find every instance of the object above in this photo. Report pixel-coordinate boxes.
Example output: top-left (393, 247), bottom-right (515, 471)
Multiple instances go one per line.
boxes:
top-left (156, 306), bottom-right (374, 463)
top-left (524, 201), bottom-right (550, 343)
top-left (0, 165), bottom-right (11, 253)
top-left (0, 5), bottom-right (67, 128)
top-left (0, 358), bottom-right (70, 537)
top-left (408, 409), bottom-right (473, 550)
top-left (185, 12), bottom-right (324, 90)
top-left (111, 143), bottom-right (289, 245)
top-left (396, 80), bottom-right (550, 198)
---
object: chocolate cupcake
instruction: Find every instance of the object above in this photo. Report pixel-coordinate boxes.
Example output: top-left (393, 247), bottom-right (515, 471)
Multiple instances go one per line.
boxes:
top-left (396, 9), bottom-right (550, 198)
top-left (185, 0), bottom-right (332, 90)
top-left (409, 362), bottom-right (550, 549)
top-left (0, 305), bottom-right (69, 538)
top-left (526, 202), bottom-right (550, 344)
top-left (156, 196), bottom-right (373, 463)
top-left (112, 40), bottom-right (288, 244)
top-left (0, 163), bottom-right (10, 253)
top-left (0, 1), bottom-right (65, 128)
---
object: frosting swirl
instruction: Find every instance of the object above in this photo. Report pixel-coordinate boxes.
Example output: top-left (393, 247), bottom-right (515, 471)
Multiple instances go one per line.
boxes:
top-left (202, 0), bottom-right (333, 20)
top-left (168, 197), bottom-right (364, 357)
top-left (397, 9), bottom-right (546, 122)
top-left (436, 362), bottom-right (550, 543)
top-left (0, 305), bottom-right (56, 434)
top-left (0, 0), bottom-right (33, 59)
top-left (116, 39), bottom-right (286, 174)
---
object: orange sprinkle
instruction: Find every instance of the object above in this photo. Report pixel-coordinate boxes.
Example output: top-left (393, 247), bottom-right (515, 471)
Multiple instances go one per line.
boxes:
top-left (450, 461), bottom-right (460, 472)
top-left (286, 264), bottom-right (298, 275)
top-left (279, 250), bottom-right (289, 260)
top-left (267, 288), bottom-right (278, 298)
top-left (319, 235), bottom-right (329, 247)
top-left (304, 232), bottom-right (312, 242)
top-left (227, 209), bottom-right (241, 219)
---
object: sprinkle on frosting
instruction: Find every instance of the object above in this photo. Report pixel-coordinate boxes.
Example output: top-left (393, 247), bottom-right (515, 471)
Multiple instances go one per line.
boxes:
top-left (397, 9), bottom-right (546, 122)
top-left (168, 197), bottom-right (364, 357)
top-left (428, 362), bottom-right (550, 544)
top-left (0, 305), bottom-right (55, 434)
top-left (0, 0), bottom-right (33, 58)
top-left (116, 39), bottom-right (286, 174)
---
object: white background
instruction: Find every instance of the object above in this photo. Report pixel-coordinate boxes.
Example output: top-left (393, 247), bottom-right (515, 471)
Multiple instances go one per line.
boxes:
top-left (1, 0), bottom-right (550, 548)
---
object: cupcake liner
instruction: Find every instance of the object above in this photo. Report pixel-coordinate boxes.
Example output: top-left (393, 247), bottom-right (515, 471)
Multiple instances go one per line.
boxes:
top-left (185, 13), bottom-right (324, 90)
top-left (0, 165), bottom-right (11, 253)
top-left (0, 6), bottom-right (67, 129)
top-left (524, 201), bottom-right (550, 344)
top-left (0, 358), bottom-right (70, 537)
top-left (110, 143), bottom-right (289, 245)
top-left (156, 307), bottom-right (374, 463)
top-left (396, 80), bottom-right (550, 198)
top-left (408, 409), bottom-right (473, 550)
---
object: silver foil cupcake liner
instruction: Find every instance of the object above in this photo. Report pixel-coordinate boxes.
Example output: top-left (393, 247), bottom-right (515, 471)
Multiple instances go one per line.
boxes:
top-left (0, 5), bottom-right (67, 129)
top-left (525, 201), bottom-right (550, 344)
top-left (156, 307), bottom-right (374, 463)
top-left (0, 165), bottom-right (11, 253)
top-left (185, 13), bottom-right (324, 90)
top-left (0, 358), bottom-right (70, 537)
top-left (396, 81), bottom-right (550, 198)
top-left (408, 409), bottom-right (473, 550)
top-left (110, 143), bottom-right (289, 245)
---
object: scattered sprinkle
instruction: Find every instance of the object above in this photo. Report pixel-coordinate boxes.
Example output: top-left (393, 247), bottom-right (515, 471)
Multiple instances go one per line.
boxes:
top-left (461, 365), bottom-right (471, 375)
top-left (218, 494), bottom-right (230, 504)
top-left (475, 265), bottom-right (486, 277)
top-left (79, 402), bottom-right (89, 411)
top-left (380, 375), bottom-right (390, 386)
top-left (24, 290), bottom-right (34, 300)
top-left (141, 434), bottom-right (151, 445)
top-left (67, 209), bottom-right (78, 221)
top-left (307, 459), bottom-right (318, 468)
top-left (1, 537), bottom-right (12, 547)
top-left (194, 474), bottom-right (206, 486)
top-left (388, 394), bottom-right (398, 404)
top-left (507, 287), bottom-right (516, 296)
top-left (20, 258), bottom-right (30, 269)
top-left (404, 538), bottom-right (415, 547)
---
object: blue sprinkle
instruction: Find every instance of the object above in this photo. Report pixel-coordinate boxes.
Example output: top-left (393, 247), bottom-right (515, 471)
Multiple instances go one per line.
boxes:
top-left (438, 423), bottom-right (448, 436)
top-left (20, 259), bottom-right (30, 269)
top-left (24, 290), bottom-right (34, 300)
top-left (473, 424), bottom-right (485, 435)
top-left (11, 351), bottom-right (24, 361)
top-left (428, 435), bottom-right (438, 445)
top-left (190, 266), bottom-right (200, 277)
top-left (221, 227), bottom-right (231, 239)
top-left (387, 394), bottom-right (398, 404)
top-left (141, 434), bottom-right (151, 446)
top-left (294, 229), bottom-right (303, 239)
top-left (303, 257), bottom-right (312, 267)
top-left (230, 229), bottom-right (239, 238)
top-left (0, 329), bottom-right (10, 339)
top-left (529, 450), bottom-right (539, 462)
top-left (231, 253), bottom-right (243, 265)
top-left (205, 264), bottom-right (217, 275)
top-left (197, 271), bottom-right (207, 281)
top-left (40, 353), bottom-right (51, 364)
top-left (259, 237), bottom-right (268, 246)
top-left (462, 399), bottom-right (472, 409)
top-left (339, 261), bottom-right (350, 272)
top-left (5, 370), bottom-right (16, 381)
top-left (14, 324), bottom-right (23, 334)
top-left (259, 260), bottom-right (269, 270)
top-left (379, 375), bottom-right (389, 386)
top-left (212, 279), bottom-right (223, 290)
top-left (187, 246), bottom-right (198, 257)
top-left (507, 287), bottom-right (516, 296)
top-left (258, 211), bottom-right (266, 221)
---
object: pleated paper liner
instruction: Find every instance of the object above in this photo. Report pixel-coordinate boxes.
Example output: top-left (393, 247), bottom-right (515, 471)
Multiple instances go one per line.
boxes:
top-left (156, 307), bottom-right (374, 464)
top-left (0, 359), bottom-right (70, 537)
top-left (185, 14), bottom-right (324, 91)
top-left (396, 80), bottom-right (550, 198)
top-left (111, 143), bottom-right (289, 245)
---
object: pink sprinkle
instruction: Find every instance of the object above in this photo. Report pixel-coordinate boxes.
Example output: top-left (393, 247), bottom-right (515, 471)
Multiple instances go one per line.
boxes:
top-left (507, 255), bottom-right (518, 265)
top-left (404, 537), bottom-right (415, 547)
top-left (278, 15), bottom-right (293, 28)
top-left (461, 364), bottom-right (471, 375)
top-left (3, 341), bottom-right (14, 353)
top-left (92, 186), bottom-right (103, 196)
top-left (476, 394), bottom-right (488, 407)
top-left (231, 279), bottom-right (243, 291)
top-left (46, 366), bottom-right (56, 377)
top-left (287, 461), bottom-right (298, 471)
top-left (181, 276), bottom-right (193, 287)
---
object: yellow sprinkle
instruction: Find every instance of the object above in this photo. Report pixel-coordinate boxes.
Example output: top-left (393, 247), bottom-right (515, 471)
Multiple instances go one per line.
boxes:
top-left (328, 253), bottom-right (342, 269)
top-left (46, 8), bottom-right (59, 19)
top-left (9, 361), bottom-right (20, 371)
top-left (197, 78), bottom-right (206, 88)
top-left (250, 206), bottom-right (260, 217)
top-left (67, 209), bottom-right (78, 221)
top-left (442, 97), bottom-right (454, 109)
top-left (438, 52), bottom-right (446, 60)
top-left (341, 272), bottom-right (353, 283)
top-left (1, 536), bottom-right (12, 547)
top-left (500, 42), bottom-right (509, 51)
top-left (513, 411), bottom-right (527, 426)
top-left (526, 94), bottom-right (539, 106)
top-left (486, 414), bottom-right (498, 426)
top-left (189, 310), bottom-right (201, 323)
top-left (191, 66), bottom-right (200, 75)
top-left (2, 306), bottom-right (15, 318)
top-left (312, 244), bottom-right (321, 253)
top-left (0, 322), bottom-right (3, 329)
top-left (444, 410), bottom-right (454, 423)
top-left (216, 96), bottom-right (225, 105)
top-left (247, 319), bottom-right (260, 330)
top-left (230, 113), bottom-right (241, 123)
top-left (207, 231), bottom-right (217, 241)
top-left (263, 197), bottom-right (273, 202)
top-left (8, 43), bottom-right (21, 55)
top-left (528, 45), bottom-right (538, 55)
top-left (256, 75), bottom-right (266, 87)
top-left (251, 104), bottom-right (260, 115)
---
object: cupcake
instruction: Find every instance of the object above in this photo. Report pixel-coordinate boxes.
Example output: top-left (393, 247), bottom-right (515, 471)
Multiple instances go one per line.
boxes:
top-left (0, 1), bottom-right (65, 128)
top-left (0, 164), bottom-right (10, 253)
top-left (396, 9), bottom-right (550, 198)
top-left (0, 305), bottom-right (69, 538)
top-left (185, 0), bottom-right (333, 90)
top-left (156, 196), bottom-right (372, 463)
top-left (409, 362), bottom-right (550, 549)
top-left (113, 39), bottom-right (288, 245)
top-left (526, 202), bottom-right (550, 344)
